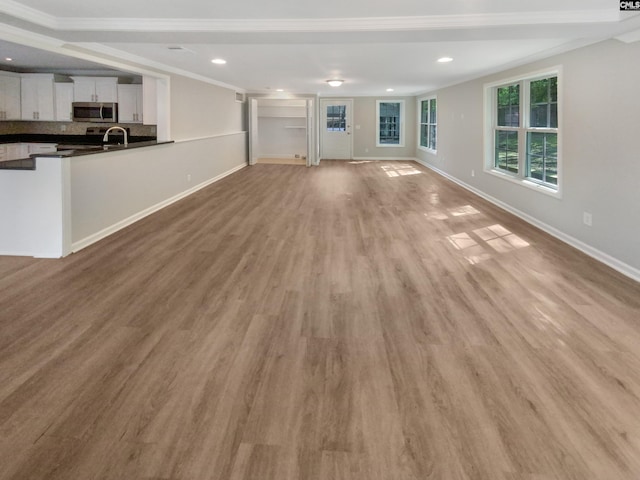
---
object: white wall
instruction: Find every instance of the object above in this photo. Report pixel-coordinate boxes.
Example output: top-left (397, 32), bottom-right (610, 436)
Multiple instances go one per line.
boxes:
top-left (257, 116), bottom-right (306, 158)
top-left (170, 74), bottom-right (244, 140)
top-left (70, 134), bottom-right (247, 250)
top-left (415, 39), bottom-right (640, 278)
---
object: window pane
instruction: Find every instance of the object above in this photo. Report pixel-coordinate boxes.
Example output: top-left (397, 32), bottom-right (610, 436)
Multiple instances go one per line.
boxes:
top-left (530, 105), bottom-right (548, 128)
top-left (429, 125), bottom-right (436, 150)
top-left (420, 125), bottom-right (428, 147)
top-left (379, 102), bottom-right (400, 145)
top-left (421, 100), bottom-right (429, 124)
top-left (497, 84), bottom-right (519, 127)
top-left (550, 76), bottom-right (558, 102)
top-left (495, 130), bottom-right (518, 173)
top-left (550, 103), bottom-right (558, 128)
top-left (430, 98), bottom-right (437, 123)
top-left (529, 76), bottom-right (557, 129)
top-left (527, 132), bottom-right (557, 186)
top-left (326, 105), bottom-right (346, 131)
top-left (530, 78), bottom-right (548, 104)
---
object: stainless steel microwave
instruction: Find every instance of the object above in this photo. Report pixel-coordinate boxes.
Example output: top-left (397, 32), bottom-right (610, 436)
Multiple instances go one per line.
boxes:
top-left (72, 102), bottom-right (118, 123)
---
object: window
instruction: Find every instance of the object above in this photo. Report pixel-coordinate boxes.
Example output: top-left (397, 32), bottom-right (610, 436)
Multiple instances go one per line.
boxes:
top-left (376, 100), bottom-right (405, 147)
top-left (419, 97), bottom-right (437, 152)
top-left (485, 69), bottom-right (560, 195)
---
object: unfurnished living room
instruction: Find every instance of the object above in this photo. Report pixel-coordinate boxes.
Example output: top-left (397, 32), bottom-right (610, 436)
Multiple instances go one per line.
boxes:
top-left (1, 1), bottom-right (640, 479)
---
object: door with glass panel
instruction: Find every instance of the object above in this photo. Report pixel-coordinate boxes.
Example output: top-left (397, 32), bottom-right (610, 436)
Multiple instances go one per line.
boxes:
top-left (320, 99), bottom-right (352, 160)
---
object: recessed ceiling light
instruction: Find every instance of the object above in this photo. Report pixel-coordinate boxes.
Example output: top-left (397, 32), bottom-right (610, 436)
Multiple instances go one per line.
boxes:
top-left (5, 57), bottom-right (12, 61)
top-left (211, 58), bottom-right (227, 65)
top-left (327, 79), bottom-right (344, 87)
top-left (386, 88), bottom-right (394, 92)
top-left (437, 57), bottom-right (454, 63)
top-left (276, 89), bottom-right (284, 92)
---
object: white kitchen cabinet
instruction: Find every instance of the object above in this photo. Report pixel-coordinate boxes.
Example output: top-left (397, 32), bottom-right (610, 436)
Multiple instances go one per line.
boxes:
top-left (0, 143), bottom-right (28, 161)
top-left (54, 83), bottom-right (74, 121)
top-left (21, 74), bottom-right (55, 121)
top-left (72, 77), bottom-right (118, 103)
top-left (117, 84), bottom-right (143, 123)
top-left (0, 73), bottom-right (21, 120)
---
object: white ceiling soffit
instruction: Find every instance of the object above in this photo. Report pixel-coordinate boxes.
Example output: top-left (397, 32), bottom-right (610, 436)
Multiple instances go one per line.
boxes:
top-left (0, 2), bottom-right (626, 33)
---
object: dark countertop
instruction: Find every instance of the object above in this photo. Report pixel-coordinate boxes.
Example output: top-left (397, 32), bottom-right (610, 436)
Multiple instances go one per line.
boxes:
top-left (0, 134), bottom-right (158, 145)
top-left (0, 140), bottom-right (173, 171)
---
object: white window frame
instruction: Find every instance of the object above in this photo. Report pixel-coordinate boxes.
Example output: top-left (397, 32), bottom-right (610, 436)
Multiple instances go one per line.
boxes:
top-left (376, 99), bottom-right (405, 147)
top-left (483, 66), bottom-right (562, 199)
top-left (417, 95), bottom-right (437, 153)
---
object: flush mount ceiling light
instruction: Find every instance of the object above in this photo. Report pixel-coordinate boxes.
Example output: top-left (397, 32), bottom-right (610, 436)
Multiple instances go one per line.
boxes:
top-left (276, 89), bottom-right (284, 92)
top-left (386, 88), bottom-right (394, 92)
top-left (437, 57), bottom-right (454, 63)
top-left (4, 57), bottom-right (12, 61)
top-left (211, 58), bottom-right (227, 65)
top-left (326, 79), bottom-right (344, 87)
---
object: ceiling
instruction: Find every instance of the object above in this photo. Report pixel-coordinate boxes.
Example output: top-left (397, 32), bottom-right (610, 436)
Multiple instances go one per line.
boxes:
top-left (1, 0), bottom-right (639, 96)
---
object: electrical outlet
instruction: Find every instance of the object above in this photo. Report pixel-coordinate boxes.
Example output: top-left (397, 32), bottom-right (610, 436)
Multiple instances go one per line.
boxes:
top-left (187, 174), bottom-right (191, 182)
top-left (471, 169), bottom-right (475, 177)
top-left (60, 124), bottom-right (67, 132)
top-left (583, 212), bottom-right (592, 227)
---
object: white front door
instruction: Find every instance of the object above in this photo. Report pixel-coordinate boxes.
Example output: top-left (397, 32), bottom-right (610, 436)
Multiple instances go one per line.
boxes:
top-left (320, 99), bottom-right (352, 160)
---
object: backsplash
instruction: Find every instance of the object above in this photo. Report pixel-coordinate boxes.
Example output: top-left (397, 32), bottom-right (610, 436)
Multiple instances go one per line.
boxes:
top-left (0, 121), bottom-right (156, 137)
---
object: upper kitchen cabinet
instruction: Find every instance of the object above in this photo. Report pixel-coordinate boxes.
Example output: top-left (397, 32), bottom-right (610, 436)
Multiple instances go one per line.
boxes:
top-left (21, 74), bottom-right (55, 121)
top-left (55, 83), bottom-right (74, 121)
top-left (72, 77), bottom-right (118, 103)
top-left (0, 72), bottom-right (21, 120)
top-left (117, 84), bottom-right (143, 123)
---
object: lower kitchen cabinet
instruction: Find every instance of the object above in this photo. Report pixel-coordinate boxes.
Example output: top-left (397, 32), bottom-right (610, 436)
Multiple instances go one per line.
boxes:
top-left (0, 143), bottom-right (57, 162)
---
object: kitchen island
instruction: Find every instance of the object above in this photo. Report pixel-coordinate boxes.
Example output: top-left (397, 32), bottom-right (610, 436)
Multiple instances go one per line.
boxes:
top-left (0, 132), bottom-right (247, 258)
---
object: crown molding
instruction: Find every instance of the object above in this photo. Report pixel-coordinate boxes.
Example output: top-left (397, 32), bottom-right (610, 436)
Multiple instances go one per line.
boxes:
top-left (72, 43), bottom-right (246, 93)
top-left (0, 1), bottom-right (624, 33)
top-left (0, 0), bottom-right (58, 28)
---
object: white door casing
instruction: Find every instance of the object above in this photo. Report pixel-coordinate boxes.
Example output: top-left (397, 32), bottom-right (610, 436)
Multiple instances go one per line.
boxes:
top-left (320, 98), bottom-right (353, 160)
top-left (306, 98), bottom-right (314, 167)
top-left (248, 98), bottom-right (259, 165)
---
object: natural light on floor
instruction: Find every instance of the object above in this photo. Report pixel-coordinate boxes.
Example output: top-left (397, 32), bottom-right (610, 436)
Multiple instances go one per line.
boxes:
top-left (381, 164), bottom-right (422, 177)
top-left (425, 204), bottom-right (481, 220)
top-left (446, 224), bottom-right (530, 265)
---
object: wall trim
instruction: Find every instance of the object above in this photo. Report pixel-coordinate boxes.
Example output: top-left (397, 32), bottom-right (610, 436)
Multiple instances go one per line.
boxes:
top-left (414, 158), bottom-right (640, 284)
top-left (175, 131), bottom-right (247, 143)
top-left (71, 161), bottom-right (247, 254)
top-left (257, 153), bottom-right (304, 159)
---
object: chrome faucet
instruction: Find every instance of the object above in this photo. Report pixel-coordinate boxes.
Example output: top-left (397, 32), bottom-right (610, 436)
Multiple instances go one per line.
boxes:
top-left (103, 126), bottom-right (128, 146)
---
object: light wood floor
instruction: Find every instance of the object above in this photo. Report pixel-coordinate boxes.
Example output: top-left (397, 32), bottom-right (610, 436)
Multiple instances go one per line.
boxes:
top-left (1, 160), bottom-right (640, 479)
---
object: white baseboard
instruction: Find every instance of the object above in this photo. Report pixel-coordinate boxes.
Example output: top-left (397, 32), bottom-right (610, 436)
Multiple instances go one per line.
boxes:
top-left (71, 162), bottom-right (248, 254)
top-left (351, 157), bottom-right (419, 161)
top-left (258, 153), bottom-right (303, 159)
top-left (415, 158), bottom-right (640, 283)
